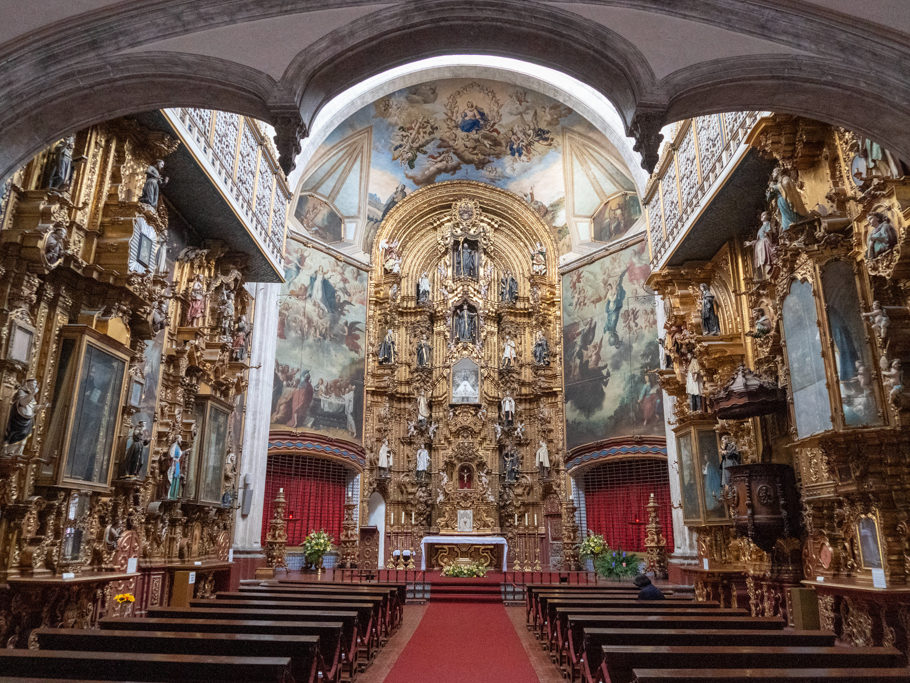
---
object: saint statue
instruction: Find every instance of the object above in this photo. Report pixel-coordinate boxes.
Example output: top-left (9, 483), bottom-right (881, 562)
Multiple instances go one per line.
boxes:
top-left (123, 420), bottom-right (150, 477)
top-left (417, 391), bottom-right (431, 423)
top-left (417, 271), bottom-right (431, 304)
top-left (218, 288), bottom-right (235, 337)
top-left (501, 334), bottom-right (517, 367)
top-left (139, 159), bottom-right (168, 208)
top-left (454, 239), bottom-right (478, 278)
top-left (719, 435), bottom-right (741, 487)
top-left (699, 283), bottom-right (721, 336)
top-left (416, 334), bottom-right (432, 368)
top-left (454, 304), bottom-right (477, 342)
top-left (766, 166), bottom-right (807, 231)
top-left (686, 357), bottom-right (704, 412)
top-left (503, 449), bottom-right (519, 483)
top-left (47, 136), bottom-right (75, 190)
top-left (416, 443), bottom-right (430, 482)
top-left (378, 438), bottom-right (392, 476)
top-left (530, 241), bottom-right (547, 275)
top-left (744, 211), bottom-right (775, 281)
top-left (232, 315), bottom-right (250, 361)
top-left (3, 378), bottom-right (44, 456)
top-left (535, 439), bottom-right (550, 476)
top-left (533, 331), bottom-right (550, 366)
top-left (501, 393), bottom-right (516, 425)
top-left (866, 212), bottom-right (898, 260)
top-left (167, 435), bottom-right (186, 500)
top-left (150, 298), bottom-right (169, 334)
top-left (43, 225), bottom-right (68, 265)
top-left (378, 328), bottom-right (396, 365)
top-left (500, 271), bottom-right (518, 303)
top-left (184, 274), bottom-right (206, 327)
top-left (746, 308), bottom-right (772, 339)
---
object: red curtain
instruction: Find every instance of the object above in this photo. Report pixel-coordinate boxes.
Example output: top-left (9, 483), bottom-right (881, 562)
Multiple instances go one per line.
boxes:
top-left (583, 459), bottom-right (675, 554)
top-left (261, 454), bottom-right (346, 546)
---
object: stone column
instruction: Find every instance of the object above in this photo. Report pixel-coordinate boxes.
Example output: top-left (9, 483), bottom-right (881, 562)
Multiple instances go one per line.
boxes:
top-left (233, 282), bottom-right (280, 553)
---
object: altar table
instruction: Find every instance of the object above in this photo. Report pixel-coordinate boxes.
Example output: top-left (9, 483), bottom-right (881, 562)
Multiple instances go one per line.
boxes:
top-left (420, 535), bottom-right (508, 570)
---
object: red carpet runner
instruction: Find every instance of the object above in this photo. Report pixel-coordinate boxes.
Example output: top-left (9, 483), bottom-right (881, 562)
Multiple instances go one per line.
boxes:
top-left (383, 602), bottom-right (539, 682)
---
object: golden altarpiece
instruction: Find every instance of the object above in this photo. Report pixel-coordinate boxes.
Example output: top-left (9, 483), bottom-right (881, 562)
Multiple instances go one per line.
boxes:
top-left (649, 113), bottom-right (910, 654)
top-left (350, 182), bottom-right (578, 571)
top-left (0, 117), bottom-right (269, 646)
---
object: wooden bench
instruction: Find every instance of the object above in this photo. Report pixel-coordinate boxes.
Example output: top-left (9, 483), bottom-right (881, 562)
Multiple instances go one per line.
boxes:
top-left (101, 617), bottom-right (344, 683)
top-left (35, 627), bottom-right (319, 683)
top-left (547, 604), bottom-right (749, 672)
top-left (525, 584), bottom-right (687, 625)
top-left (212, 592), bottom-right (386, 645)
top-left (150, 606), bottom-right (362, 677)
top-left (598, 644), bottom-right (905, 683)
top-left (241, 584), bottom-right (402, 631)
top-left (632, 667), bottom-right (910, 682)
top-left (0, 649), bottom-right (293, 681)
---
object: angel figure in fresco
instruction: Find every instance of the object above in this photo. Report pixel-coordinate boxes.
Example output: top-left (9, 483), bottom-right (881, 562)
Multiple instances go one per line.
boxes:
top-left (603, 271), bottom-right (627, 347)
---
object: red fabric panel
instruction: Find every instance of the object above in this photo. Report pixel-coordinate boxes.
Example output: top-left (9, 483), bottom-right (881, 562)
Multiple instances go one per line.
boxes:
top-left (261, 454), bottom-right (346, 546)
top-left (583, 459), bottom-right (675, 554)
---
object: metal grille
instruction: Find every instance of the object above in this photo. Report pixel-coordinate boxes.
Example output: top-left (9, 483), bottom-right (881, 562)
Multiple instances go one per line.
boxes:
top-left (581, 458), bottom-right (674, 553)
top-left (261, 453), bottom-right (349, 546)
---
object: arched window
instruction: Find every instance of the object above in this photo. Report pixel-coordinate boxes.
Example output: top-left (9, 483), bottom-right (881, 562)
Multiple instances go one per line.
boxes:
top-left (782, 280), bottom-right (833, 437)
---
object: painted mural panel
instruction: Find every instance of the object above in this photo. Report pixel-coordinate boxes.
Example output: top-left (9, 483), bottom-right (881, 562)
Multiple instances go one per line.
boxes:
top-left (562, 239), bottom-right (663, 448)
top-left (271, 237), bottom-right (367, 443)
top-left (295, 78), bottom-right (639, 257)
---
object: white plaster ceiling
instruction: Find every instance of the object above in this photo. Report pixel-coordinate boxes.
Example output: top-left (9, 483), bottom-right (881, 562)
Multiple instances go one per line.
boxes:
top-left (0, 0), bottom-right (126, 49)
top-left (119, 6), bottom-right (392, 80)
top-left (553, 3), bottom-right (808, 79)
top-left (802, 0), bottom-right (910, 35)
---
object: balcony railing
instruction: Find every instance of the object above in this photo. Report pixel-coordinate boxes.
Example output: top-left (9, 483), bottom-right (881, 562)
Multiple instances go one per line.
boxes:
top-left (164, 108), bottom-right (289, 270)
top-left (644, 111), bottom-right (763, 267)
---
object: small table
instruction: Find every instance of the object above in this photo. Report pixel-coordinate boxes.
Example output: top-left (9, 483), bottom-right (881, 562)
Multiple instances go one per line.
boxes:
top-left (420, 535), bottom-right (508, 570)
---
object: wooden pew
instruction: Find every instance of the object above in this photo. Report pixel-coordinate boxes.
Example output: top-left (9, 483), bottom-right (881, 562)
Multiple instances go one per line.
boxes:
top-left (549, 605), bottom-right (747, 673)
top-left (531, 590), bottom-right (689, 634)
top-left (632, 667), bottom-right (910, 682)
top-left (524, 584), bottom-right (687, 626)
top-left (212, 591), bottom-right (386, 646)
top-left (101, 617), bottom-right (344, 683)
top-left (241, 584), bottom-right (402, 632)
top-left (150, 606), bottom-right (361, 677)
top-left (35, 627), bottom-right (319, 683)
top-left (598, 644), bottom-right (905, 683)
top-left (273, 579), bottom-right (408, 616)
top-left (540, 597), bottom-right (721, 645)
top-left (0, 649), bottom-right (294, 681)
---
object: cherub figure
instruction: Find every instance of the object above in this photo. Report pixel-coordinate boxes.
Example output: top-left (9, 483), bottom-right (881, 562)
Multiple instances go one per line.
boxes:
top-left (882, 358), bottom-right (904, 406)
top-left (863, 301), bottom-right (890, 340)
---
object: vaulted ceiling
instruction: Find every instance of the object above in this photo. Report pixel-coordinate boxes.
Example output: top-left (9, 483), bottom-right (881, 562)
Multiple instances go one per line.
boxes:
top-left (0, 1), bottom-right (907, 181)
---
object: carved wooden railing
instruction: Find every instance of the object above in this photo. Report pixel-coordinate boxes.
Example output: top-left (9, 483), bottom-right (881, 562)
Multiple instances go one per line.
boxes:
top-left (165, 108), bottom-right (290, 268)
top-left (644, 111), bottom-right (763, 267)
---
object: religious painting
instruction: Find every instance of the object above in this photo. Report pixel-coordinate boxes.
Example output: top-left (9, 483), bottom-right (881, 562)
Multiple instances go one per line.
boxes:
top-left (294, 193), bottom-right (344, 243)
top-left (857, 514), bottom-right (884, 570)
top-left (451, 357), bottom-right (480, 404)
top-left (299, 78), bottom-right (640, 258)
top-left (457, 509), bottom-right (474, 532)
top-left (591, 193), bottom-right (642, 243)
top-left (271, 238), bottom-right (367, 443)
top-left (562, 239), bottom-right (663, 448)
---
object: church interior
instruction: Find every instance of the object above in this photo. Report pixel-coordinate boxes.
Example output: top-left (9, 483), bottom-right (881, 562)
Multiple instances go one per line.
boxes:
top-left (0, 2), bottom-right (909, 681)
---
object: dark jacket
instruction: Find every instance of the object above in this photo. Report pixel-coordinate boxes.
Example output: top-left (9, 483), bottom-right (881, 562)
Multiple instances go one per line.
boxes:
top-left (637, 583), bottom-right (665, 600)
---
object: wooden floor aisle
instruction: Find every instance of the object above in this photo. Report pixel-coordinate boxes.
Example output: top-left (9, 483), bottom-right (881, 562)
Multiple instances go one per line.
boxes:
top-left (376, 602), bottom-right (542, 682)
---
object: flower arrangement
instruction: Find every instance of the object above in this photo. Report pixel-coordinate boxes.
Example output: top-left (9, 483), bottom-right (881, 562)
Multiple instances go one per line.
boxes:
top-left (579, 532), bottom-right (607, 559)
top-left (593, 547), bottom-right (642, 580)
top-left (302, 529), bottom-right (334, 566)
top-left (113, 593), bottom-right (135, 604)
top-left (442, 562), bottom-right (488, 578)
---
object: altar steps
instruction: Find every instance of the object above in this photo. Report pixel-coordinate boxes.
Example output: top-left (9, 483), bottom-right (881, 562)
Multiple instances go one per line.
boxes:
top-left (428, 579), bottom-right (503, 603)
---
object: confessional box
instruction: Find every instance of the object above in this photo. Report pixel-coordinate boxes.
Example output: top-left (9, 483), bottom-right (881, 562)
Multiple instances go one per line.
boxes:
top-left (41, 325), bottom-right (130, 490)
top-left (184, 395), bottom-right (231, 505)
top-left (674, 421), bottom-right (728, 527)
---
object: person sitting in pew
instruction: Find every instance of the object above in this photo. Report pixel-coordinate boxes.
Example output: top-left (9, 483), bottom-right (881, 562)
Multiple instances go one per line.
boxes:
top-left (634, 574), bottom-right (665, 600)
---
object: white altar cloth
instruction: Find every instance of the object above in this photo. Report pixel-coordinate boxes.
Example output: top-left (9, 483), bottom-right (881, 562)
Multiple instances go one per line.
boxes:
top-left (420, 534), bottom-right (508, 571)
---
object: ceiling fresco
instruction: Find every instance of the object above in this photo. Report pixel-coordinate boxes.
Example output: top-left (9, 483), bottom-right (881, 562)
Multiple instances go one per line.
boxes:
top-left (290, 78), bottom-right (642, 263)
